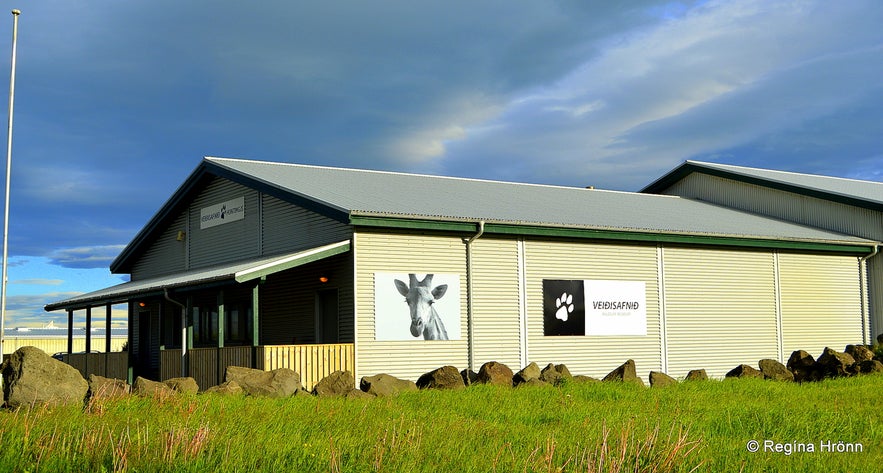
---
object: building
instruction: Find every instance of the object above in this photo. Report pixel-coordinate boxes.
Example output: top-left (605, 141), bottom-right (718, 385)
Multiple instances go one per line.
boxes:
top-left (643, 160), bottom-right (883, 341)
top-left (45, 157), bottom-right (879, 388)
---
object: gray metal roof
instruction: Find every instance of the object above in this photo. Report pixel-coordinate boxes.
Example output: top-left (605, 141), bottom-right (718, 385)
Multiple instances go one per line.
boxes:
top-left (643, 160), bottom-right (883, 208)
top-left (47, 241), bottom-right (350, 311)
top-left (206, 157), bottom-right (874, 245)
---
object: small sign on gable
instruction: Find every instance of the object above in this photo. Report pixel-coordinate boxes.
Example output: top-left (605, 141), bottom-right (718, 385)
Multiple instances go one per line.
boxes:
top-left (200, 196), bottom-right (245, 229)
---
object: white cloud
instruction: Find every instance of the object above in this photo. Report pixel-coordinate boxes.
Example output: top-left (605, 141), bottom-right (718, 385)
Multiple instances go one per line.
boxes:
top-left (47, 245), bottom-right (126, 269)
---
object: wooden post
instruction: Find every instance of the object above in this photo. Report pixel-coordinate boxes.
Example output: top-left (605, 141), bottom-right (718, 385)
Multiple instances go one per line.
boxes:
top-left (66, 309), bottom-right (74, 354)
top-left (84, 307), bottom-right (91, 353)
top-left (105, 304), bottom-right (112, 353)
top-left (217, 290), bottom-right (225, 349)
top-left (251, 281), bottom-right (261, 369)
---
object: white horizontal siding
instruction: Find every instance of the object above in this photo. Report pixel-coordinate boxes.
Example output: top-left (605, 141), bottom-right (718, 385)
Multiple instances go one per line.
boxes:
top-left (779, 253), bottom-right (863, 357)
top-left (662, 247), bottom-right (778, 379)
top-left (354, 231), bottom-right (468, 382)
top-left (665, 173), bottom-right (883, 337)
top-left (471, 238), bottom-right (522, 369)
top-left (524, 241), bottom-right (662, 382)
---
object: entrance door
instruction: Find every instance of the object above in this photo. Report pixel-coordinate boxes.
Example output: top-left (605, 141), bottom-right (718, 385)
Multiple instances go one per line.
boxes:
top-left (315, 289), bottom-right (339, 344)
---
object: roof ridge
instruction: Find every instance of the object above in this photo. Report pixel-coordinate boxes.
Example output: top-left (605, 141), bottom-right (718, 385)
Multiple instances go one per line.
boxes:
top-left (687, 160), bottom-right (883, 186)
top-left (205, 155), bottom-right (665, 197)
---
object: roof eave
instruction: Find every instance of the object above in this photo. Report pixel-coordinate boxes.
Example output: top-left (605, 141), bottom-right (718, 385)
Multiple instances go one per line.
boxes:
top-left (349, 212), bottom-right (878, 254)
top-left (642, 161), bottom-right (883, 211)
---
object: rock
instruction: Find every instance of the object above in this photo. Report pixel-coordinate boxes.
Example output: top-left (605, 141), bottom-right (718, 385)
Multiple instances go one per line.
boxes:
top-left (513, 362), bottom-right (542, 386)
top-left (725, 364), bottom-right (763, 379)
top-left (360, 374), bottom-right (417, 397)
top-left (460, 369), bottom-right (478, 386)
top-left (572, 375), bottom-right (600, 384)
top-left (877, 333), bottom-right (883, 345)
top-left (476, 362), bottom-right (514, 387)
top-left (88, 374), bottom-right (130, 400)
top-left (845, 345), bottom-right (875, 363)
top-left (787, 350), bottom-right (820, 382)
top-left (225, 366), bottom-right (302, 397)
top-left (133, 376), bottom-right (175, 397)
top-left (416, 366), bottom-right (465, 390)
top-left (204, 380), bottom-right (245, 396)
top-left (292, 388), bottom-right (313, 397)
top-left (649, 371), bottom-right (677, 388)
top-left (1, 346), bottom-right (89, 408)
top-left (684, 369), bottom-right (708, 381)
top-left (164, 377), bottom-right (199, 394)
top-left (856, 359), bottom-right (883, 375)
top-left (758, 359), bottom-right (793, 382)
top-left (539, 363), bottom-right (573, 386)
top-left (312, 370), bottom-right (355, 397)
top-left (816, 347), bottom-right (855, 378)
top-left (602, 359), bottom-right (644, 386)
top-left (345, 389), bottom-right (375, 399)
top-left (515, 377), bottom-right (550, 387)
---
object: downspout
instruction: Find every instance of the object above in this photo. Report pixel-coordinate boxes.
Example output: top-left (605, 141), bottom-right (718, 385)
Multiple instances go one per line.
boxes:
top-left (859, 245), bottom-right (879, 345)
top-left (463, 220), bottom-right (485, 373)
top-left (164, 288), bottom-right (188, 376)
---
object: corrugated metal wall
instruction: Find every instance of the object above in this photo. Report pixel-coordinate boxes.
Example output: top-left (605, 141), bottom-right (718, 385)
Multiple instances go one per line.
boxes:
top-left (662, 247), bottom-right (779, 379)
top-left (471, 237), bottom-right (523, 369)
top-left (131, 176), bottom-right (353, 281)
top-left (188, 179), bottom-right (261, 270)
top-left (259, 252), bottom-right (354, 345)
top-left (778, 253), bottom-right (863, 357)
top-left (354, 230), bottom-right (468, 382)
top-left (132, 211), bottom-right (188, 280)
top-left (262, 194), bottom-right (351, 254)
top-left (664, 173), bottom-right (883, 339)
top-left (523, 240), bottom-right (662, 381)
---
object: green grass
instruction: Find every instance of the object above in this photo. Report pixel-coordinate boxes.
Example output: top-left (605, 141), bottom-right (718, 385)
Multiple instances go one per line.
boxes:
top-left (1, 375), bottom-right (881, 472)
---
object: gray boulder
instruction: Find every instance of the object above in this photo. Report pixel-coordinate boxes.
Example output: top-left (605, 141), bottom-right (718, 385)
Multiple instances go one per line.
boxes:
top-left (360, 374), bottom-right (417, 397)
top-left (787, 350), bottom-right (820, 382)
top-left (856, 359), bottom-right (883, 375)
top-left (204, 380), bottom-right (245, 396)
top-left (460, 369), bottom-right (479, 386)
top-left (133, 376), bottom-right (175, 397)
top-left (649, 371), bottom-right (677, 388)
top-left (513, 362), bottom-right (542, 386)
top-left (725, 364), bottom-right (763, 379)
top-left (758, 359), bottom-right (794, 382)
top-left (416, 366), bottom-right (465, 390)
top-left (312, 370), bottom-right (355, 397)
top-left (845, 345), bottom-right (874, 363)
top-left (1, 346), bottom-right (89, 408)
top-left (572, 375), bottom-right (600, 384)
top-left (539, 363), bottom-right (573, 386)
top-left (684, 369), bottom-right (708, 381)
top-left (225, 366), bottom-right (303, 397)
top-left (477, 362), bottom-right (514, 387)
top-left (816, 347), bottom-right (855, 378)
top-left (602, 359), bottom-right (644, 386)
top-left (345, 388), bottom-right (375, 399)
top-left (516, 377), bottom-right (550, 387)
top-left (88, 374), bottom-right (130, 400)
top-left (164, 377), bottom-right (200, 394)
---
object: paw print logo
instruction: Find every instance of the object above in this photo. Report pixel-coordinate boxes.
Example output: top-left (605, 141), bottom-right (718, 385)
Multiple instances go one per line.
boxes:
top-left (555, 292), bottom-right (574, 321)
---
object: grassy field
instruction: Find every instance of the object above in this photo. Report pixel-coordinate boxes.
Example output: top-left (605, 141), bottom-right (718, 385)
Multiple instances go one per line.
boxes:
top-left (0, 375), bottom-right (881, 472)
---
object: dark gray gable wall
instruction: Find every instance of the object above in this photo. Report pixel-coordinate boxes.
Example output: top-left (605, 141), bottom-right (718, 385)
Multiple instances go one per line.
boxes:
top-left (131, 176), bottom-right (353, 280)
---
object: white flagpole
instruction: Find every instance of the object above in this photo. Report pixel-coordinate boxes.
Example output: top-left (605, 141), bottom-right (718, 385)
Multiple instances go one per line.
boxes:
top-left (0, 9), bottom-right (21, 360)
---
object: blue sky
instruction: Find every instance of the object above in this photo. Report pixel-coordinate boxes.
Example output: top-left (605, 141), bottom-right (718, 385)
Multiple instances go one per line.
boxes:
top-left (1, 0), bottom-right (882, 327)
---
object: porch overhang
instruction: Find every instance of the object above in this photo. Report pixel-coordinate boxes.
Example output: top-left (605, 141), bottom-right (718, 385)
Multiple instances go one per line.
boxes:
top-left (44, 240), bottom-right (351, 311)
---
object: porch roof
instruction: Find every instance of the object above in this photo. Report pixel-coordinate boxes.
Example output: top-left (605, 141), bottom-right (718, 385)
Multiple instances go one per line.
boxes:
top-left (45, 240), bottom-right (350, 311)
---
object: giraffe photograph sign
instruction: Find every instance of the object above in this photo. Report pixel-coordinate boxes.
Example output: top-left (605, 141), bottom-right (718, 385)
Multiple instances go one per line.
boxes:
top-left (374, 273), bottom-right (462, 341)
top-left (543, 279), bottom-right (646, 336)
